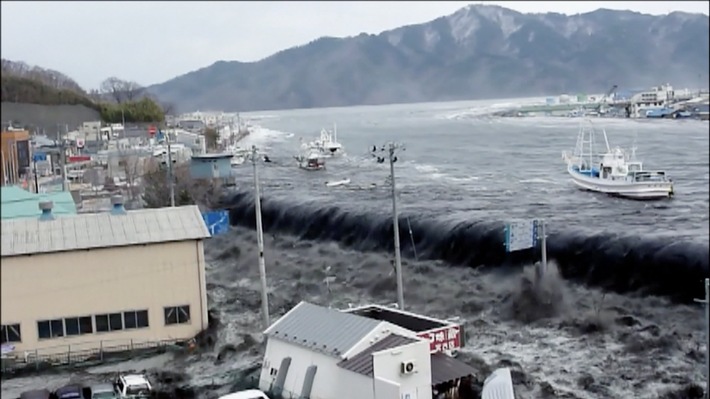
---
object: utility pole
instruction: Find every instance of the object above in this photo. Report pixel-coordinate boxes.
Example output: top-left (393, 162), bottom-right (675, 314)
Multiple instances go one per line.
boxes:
top-left (32, 156), bottom-right (39, 194)
top-left (695, 278), bottom-right (710, 399)
top-left (165, 129), bottom-right (175, 207)
top-left (372, 142), bottom-right (406, 310)
top-left (252, 145), bottom-right (270, 328)
top-left (121, 108), bottom-right (126, 140)
top-left (536, 220), bottom-right (548, 282)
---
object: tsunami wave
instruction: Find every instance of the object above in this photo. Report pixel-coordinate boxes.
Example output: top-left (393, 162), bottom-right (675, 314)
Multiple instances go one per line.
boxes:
top-left (222, 190), bottom-right (709, 305)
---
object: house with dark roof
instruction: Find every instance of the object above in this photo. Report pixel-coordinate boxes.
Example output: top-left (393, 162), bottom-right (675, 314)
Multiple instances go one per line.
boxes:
top-left (258, 301), bottom-right (478, 399)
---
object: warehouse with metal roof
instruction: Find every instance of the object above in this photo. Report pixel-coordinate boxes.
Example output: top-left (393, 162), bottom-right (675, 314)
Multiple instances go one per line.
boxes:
top-left (0, 197), bottom-right (211, 362)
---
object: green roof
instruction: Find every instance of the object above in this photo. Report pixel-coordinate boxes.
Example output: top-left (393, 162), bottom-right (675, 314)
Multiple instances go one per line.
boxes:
top-left (1, 186), bottom-right (78, 220)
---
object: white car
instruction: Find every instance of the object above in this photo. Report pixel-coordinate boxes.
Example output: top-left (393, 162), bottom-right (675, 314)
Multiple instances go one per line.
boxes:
top-left (115, 374), bottom-right (152, 398)
top-left (218, 389), bottom-right (271, 399)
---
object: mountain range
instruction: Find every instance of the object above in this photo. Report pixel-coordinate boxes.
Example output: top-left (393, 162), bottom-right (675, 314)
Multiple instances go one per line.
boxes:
top-left (143, 6), bottom-right (707, 112)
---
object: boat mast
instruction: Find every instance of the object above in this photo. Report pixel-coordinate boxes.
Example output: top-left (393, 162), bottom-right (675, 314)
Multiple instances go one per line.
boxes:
top-left (252, 145), bottom-right (270, 328)
top-left (333, 123), bottom-right (337, 144)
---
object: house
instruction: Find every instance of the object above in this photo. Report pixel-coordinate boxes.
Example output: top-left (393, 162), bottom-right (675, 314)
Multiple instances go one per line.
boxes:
top-left (259, 302), bottom-right (477, 399)
top-left (190, 153), bottom-right (234, 184)
top-left (0, 198), bottom-right (211, 359)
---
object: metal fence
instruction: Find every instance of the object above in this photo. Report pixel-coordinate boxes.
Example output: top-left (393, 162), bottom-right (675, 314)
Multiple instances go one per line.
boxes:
top-left (1, 338), bottom-right (184, 376)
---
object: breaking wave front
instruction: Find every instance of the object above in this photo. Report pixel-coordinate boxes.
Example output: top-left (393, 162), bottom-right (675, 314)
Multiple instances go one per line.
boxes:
top-left (222, 190), bottom-right (709, 305)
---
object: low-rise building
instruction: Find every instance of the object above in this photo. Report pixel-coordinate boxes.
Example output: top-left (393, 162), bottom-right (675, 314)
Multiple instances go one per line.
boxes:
top-left (259, 302), bottom-right (476, 399)
top-left (0, 199), bottom-right (211, 360)
top-left (0, 186), bottom-right (77, 220)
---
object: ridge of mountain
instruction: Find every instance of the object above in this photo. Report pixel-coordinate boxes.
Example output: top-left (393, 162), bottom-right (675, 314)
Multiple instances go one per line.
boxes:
top-left (146, 5), bottom-right (710, 112)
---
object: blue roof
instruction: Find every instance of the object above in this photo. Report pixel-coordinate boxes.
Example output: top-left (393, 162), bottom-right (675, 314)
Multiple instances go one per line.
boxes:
top-left (1, 186), bottom-right (77, 220)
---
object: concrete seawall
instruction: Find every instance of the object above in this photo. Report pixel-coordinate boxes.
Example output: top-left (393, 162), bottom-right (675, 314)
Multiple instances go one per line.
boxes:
top-left (1, 102), bottom-right (101, 135)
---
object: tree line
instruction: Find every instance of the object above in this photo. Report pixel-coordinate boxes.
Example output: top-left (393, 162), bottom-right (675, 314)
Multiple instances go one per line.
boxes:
top-left (2, 63), bottom-right (172, 124)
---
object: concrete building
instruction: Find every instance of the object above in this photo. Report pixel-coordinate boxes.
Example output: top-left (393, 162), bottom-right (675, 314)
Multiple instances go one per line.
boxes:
top-left (259, 302), bottom-right (476, 399)
top-left (1, 129), bottom-right (31, 186)
top-left (0, 199), bottom-right (211, 358)
top-left (190, 153), bottom-right (234, 183)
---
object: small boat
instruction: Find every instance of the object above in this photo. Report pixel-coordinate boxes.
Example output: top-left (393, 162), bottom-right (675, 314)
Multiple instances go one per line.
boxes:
top-left (562, 120), bottom-right (674, 200)
top-left (303, 124), bottom-right (345, 157)
top-left (295, 152), bottom-right (326, 171)
top-left (325, 178), bottom-right (350, 187)
top-left (482, 368), bottom-right (516, 399)
top-left (227, 145), bottom-right (249, 166)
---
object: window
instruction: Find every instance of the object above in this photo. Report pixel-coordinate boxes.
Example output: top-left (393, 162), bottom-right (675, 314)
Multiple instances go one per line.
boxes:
top-left (124, 310), bottom-right (149, 329)
top-left (64, 316), bottom-right (93, 336)
top-left (1, 324), bottom-right (21, 343)
top-left (164, 305), bottom-right (190, 325)
top-left (37, 319), bottom-right (64, 339)
top-left (95, 313), bottom-right (123, 332)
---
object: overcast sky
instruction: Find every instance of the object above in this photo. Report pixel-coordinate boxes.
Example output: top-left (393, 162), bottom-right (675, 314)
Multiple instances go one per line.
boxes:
top-left (1, 1), bottom-right (707, 90)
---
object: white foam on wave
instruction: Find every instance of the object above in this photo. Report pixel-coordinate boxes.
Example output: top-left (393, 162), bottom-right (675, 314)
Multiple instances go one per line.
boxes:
top-left (519, 178), bottom-right (556, 184)
top-left (238, 125), bottom-right (292, 150)
top-left (411, 162), bottom-right (480, 184)
top-left (438, 102), bottom-right (522, 120)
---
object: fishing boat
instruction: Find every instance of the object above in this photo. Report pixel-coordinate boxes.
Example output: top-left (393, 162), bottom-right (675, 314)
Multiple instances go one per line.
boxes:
top-left (295, 151), bottom-right (326, 171)
top-left (303, 124), bottom-right (345, 157)
top-left (562, 120), bottom-right (674, 200)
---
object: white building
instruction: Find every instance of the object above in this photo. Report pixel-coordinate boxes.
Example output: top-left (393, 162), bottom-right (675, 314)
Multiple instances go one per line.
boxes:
top-left (258, 302), bottom-right (477, 399)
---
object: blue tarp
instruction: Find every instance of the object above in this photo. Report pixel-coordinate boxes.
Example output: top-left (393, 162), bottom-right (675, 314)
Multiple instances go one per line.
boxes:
top-left (202, 210), bottom-right (230, 236)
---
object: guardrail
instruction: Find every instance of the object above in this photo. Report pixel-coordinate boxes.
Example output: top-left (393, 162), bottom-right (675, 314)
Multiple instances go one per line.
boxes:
top-left (1, 338), bottom-right (185, 377)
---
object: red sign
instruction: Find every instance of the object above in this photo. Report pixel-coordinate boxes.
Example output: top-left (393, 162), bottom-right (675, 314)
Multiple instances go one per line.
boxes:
top-left (148, 126), bottom-right (157, 136)
top-left (418, 325), bottom-right (462, 353)
top-left (68, 155), bottom-right (91, 163)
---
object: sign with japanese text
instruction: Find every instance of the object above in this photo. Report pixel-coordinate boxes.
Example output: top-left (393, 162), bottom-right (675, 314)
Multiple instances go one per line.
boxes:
top-left (418, 325), bottom-right (462, 353)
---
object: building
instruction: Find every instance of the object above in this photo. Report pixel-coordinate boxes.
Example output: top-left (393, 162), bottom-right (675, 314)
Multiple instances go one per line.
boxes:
top-left (0, 198), bottom-right (211, 358)
top-left (190, 153), bottom-right (234, 184)
top-left (1, 129), bottom-right (31, 186)
top-left (0, 186), bottom-right (77, 220)
top-left (258, 302), bottom-right (476, 399)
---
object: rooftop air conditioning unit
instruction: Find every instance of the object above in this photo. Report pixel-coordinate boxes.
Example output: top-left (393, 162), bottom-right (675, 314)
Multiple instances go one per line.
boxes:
top-left (400, 360), bottom-right (416, 375)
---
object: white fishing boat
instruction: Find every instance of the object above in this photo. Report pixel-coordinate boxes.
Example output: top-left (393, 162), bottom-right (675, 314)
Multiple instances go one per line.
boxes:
top-left (227, 145), bottom-right (250, 166)
top-left (295, 151), bottom-right (326, 171)
top-left (303, 124), bottom-right (345, 157)
top-left (325, 178), bottom-right (350, 187)
top-left (562, 120), bottom-right (674, 200)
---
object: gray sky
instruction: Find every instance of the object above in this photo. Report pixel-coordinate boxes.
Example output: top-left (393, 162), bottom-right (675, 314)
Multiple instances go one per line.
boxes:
top-left (2, 1), bottom-right (707, 90)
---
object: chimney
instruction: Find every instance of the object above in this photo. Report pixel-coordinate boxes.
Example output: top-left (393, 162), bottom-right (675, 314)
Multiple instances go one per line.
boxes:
top-left (111, 195), bottom-right (127, 215)
top-left (38, 201), bottom-right (55, 221)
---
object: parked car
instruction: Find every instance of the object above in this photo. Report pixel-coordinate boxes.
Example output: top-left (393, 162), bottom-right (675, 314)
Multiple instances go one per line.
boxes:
top-left (218, 389), bottom-right (271, 399)
top-left (115, 374), bottom-right (152, 398)
top-left (19, 389), bottom-right (51, 399)
top-left (54, 385), bottom-right (83, 399)
top-left (88, 383), bottom-right (120, 399)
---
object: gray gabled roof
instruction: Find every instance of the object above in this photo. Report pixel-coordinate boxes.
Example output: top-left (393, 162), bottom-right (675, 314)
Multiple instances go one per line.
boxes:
top-left (1, 205), bottom-right (211, 257)
top-left (338, 333), bottom-right (419, 377)
top-left (264, 301), bottom-right (381, 358)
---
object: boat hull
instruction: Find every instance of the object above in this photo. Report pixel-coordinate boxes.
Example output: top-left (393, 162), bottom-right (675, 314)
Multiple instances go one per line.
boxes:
top-left (568, 168), bottom-right (673, 199)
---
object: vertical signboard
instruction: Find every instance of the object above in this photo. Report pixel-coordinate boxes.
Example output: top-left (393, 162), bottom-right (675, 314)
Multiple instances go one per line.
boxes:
top-left (201, 210), bottom-right (230, 236)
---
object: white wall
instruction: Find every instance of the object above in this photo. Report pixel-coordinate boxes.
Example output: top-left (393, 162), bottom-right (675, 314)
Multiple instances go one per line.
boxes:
top-left (374, 377), bottom-right (400, 399)
top-left (338, 370), bottom-right (374, 399)
top-left (260, 338), bottom-right (342, 399)
top-left (372, 340), bottom-right (432, 399)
